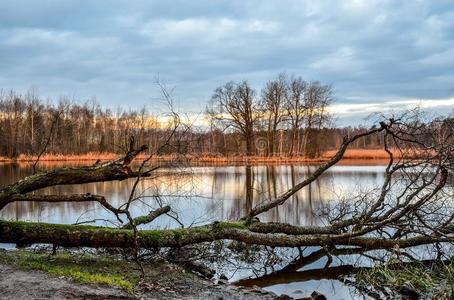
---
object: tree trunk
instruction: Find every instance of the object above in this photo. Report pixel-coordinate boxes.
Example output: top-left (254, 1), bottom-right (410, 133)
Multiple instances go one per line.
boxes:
top-left (0, 220), bottom-right (448, 250)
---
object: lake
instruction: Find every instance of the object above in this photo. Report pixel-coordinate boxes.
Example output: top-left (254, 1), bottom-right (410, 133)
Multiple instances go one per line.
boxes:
top-left (0, 161), bottom-right (390, 299)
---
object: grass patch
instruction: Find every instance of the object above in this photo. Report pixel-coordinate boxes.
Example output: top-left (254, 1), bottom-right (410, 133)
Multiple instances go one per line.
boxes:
top-left (0, 250), bottom-right (136, 293)
top-left (355, 258), bottom-right (454, 297)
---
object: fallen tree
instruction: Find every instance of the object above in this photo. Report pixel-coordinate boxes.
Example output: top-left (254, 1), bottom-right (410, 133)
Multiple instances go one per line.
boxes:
top-left (0, 113), bottom-right (453, 258)
top-left (1, 219), bottom-right (451, 249)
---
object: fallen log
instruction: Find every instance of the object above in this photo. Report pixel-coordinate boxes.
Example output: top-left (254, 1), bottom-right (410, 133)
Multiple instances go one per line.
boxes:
top-left (0, 145), bottom-right (151, 211)
top-left (0, 220), bottom-right (451, 249)
top-left (122, 205), bottom-right (171, 229)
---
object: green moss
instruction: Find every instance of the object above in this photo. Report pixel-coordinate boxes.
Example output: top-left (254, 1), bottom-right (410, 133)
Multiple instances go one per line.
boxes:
top-left (141, 226), bottom-right (214, 241)
top-left (0, 219), bottom-right (245, 249)
top-left (23, 261), bottom-right (133, 293)
top-left (214, 221), bottom-right (247, 230)
top-left (0, 250), bottom-right (135, 293)
top-left (2, 219), bottom-right (246, 235)
top-left (133, 215), bottom-right (150, 224)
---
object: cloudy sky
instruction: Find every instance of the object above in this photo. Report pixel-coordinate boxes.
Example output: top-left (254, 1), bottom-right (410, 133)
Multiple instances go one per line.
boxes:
top-left (1, 0), bottom-right (453, 125)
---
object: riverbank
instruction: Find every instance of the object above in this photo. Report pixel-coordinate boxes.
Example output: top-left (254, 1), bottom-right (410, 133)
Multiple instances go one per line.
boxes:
top-left (0, 148), bottom-right (405, 163)
top-left (354, 258), bottom-right (454, 299)
top-left (1, 249), bottom-right (451, 300)
top-left (0, 249), bottom-right (280, 300)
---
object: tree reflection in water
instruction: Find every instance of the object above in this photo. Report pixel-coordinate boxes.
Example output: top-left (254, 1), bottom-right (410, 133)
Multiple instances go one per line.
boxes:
top-left (0, 162), bottom-right (386, 228)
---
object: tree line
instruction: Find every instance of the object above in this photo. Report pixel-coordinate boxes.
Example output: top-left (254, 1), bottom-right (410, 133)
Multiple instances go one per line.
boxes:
top-left (207, 73), bottom-right (333, 157)
top-left (0, 76), bottom-right (388, 159)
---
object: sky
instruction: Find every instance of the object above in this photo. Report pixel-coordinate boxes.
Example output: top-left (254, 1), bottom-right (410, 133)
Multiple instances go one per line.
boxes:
top-left (0, 0), bottom-right (453, 125)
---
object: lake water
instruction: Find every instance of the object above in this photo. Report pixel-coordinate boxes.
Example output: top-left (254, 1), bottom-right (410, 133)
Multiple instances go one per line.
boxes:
top-left (0, 161), bottom-right (389, 299)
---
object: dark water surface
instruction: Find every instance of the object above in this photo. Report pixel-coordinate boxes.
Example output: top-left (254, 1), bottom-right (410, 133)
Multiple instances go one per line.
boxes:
top-left (0, 162), bottom-right (388, 299)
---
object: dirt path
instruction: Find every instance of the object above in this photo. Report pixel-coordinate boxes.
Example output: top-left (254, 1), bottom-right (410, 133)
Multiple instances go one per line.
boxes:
top-left (0, 264), bottom-right (132, 300)
top-left (0, 264), bottom-right (281, 300)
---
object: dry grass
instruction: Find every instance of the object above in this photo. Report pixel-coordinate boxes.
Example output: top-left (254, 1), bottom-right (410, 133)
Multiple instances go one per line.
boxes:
top-left (321, 149), bottom-right (401, 159)
top-left (355, 258), bottom-right (454, 298)
top-left (0, 148), bottom-right (425, 164)
top-left (187, 154), bottom-right (324, 164)
top-left (322, 148), bottom-right (431, 160)
top-left (0, 152), bottom-right (138, 162)
top-left (188, 149), bottom-right (416, 163)
top-left (16, 152), bottom-right (120, 162)
top-left (0, 153), bottom-right (187, 163)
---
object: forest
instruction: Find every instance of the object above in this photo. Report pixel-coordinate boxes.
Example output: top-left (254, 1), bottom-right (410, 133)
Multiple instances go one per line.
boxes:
top-left (0, 75), bottom-right (388, 160)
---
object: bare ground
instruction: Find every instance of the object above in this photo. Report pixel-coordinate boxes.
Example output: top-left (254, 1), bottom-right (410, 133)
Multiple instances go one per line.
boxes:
top-left (0, 263), bottom-right (281, 300)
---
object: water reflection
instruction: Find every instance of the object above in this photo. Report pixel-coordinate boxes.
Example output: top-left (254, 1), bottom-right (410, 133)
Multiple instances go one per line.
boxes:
top-left (0, 162), bottom-right (386, 229)
top-left (0, 162), bottom-right (389, 299)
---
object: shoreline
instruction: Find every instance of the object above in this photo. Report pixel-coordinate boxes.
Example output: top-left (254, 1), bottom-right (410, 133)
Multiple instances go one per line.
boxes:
top-left (0, 149), bottom-right (404, 164)
top-left (0, 249), bottom-right (278, 300)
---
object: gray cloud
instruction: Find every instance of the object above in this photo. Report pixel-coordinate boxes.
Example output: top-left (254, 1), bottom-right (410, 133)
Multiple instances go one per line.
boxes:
top-left (0, 0), bottom-right (453, 122)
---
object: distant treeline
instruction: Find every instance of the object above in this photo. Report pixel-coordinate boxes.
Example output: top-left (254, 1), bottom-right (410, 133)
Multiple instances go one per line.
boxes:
top-left (0, 76), bottom-right (388, 159)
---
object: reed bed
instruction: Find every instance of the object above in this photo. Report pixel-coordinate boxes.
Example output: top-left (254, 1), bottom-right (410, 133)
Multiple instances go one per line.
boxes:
top-left (0, 148), bottom-right (424, 163)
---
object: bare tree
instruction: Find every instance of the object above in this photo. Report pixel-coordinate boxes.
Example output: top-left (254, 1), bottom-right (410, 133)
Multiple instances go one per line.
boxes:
top-left (207, 81), bottom-right (260, 155)
top-left (301, 81), bottom-right (333, 158)
top-left (261, 73), bottom-right (287, 156)
top-left (284, 76), bottom-right (308, 156)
